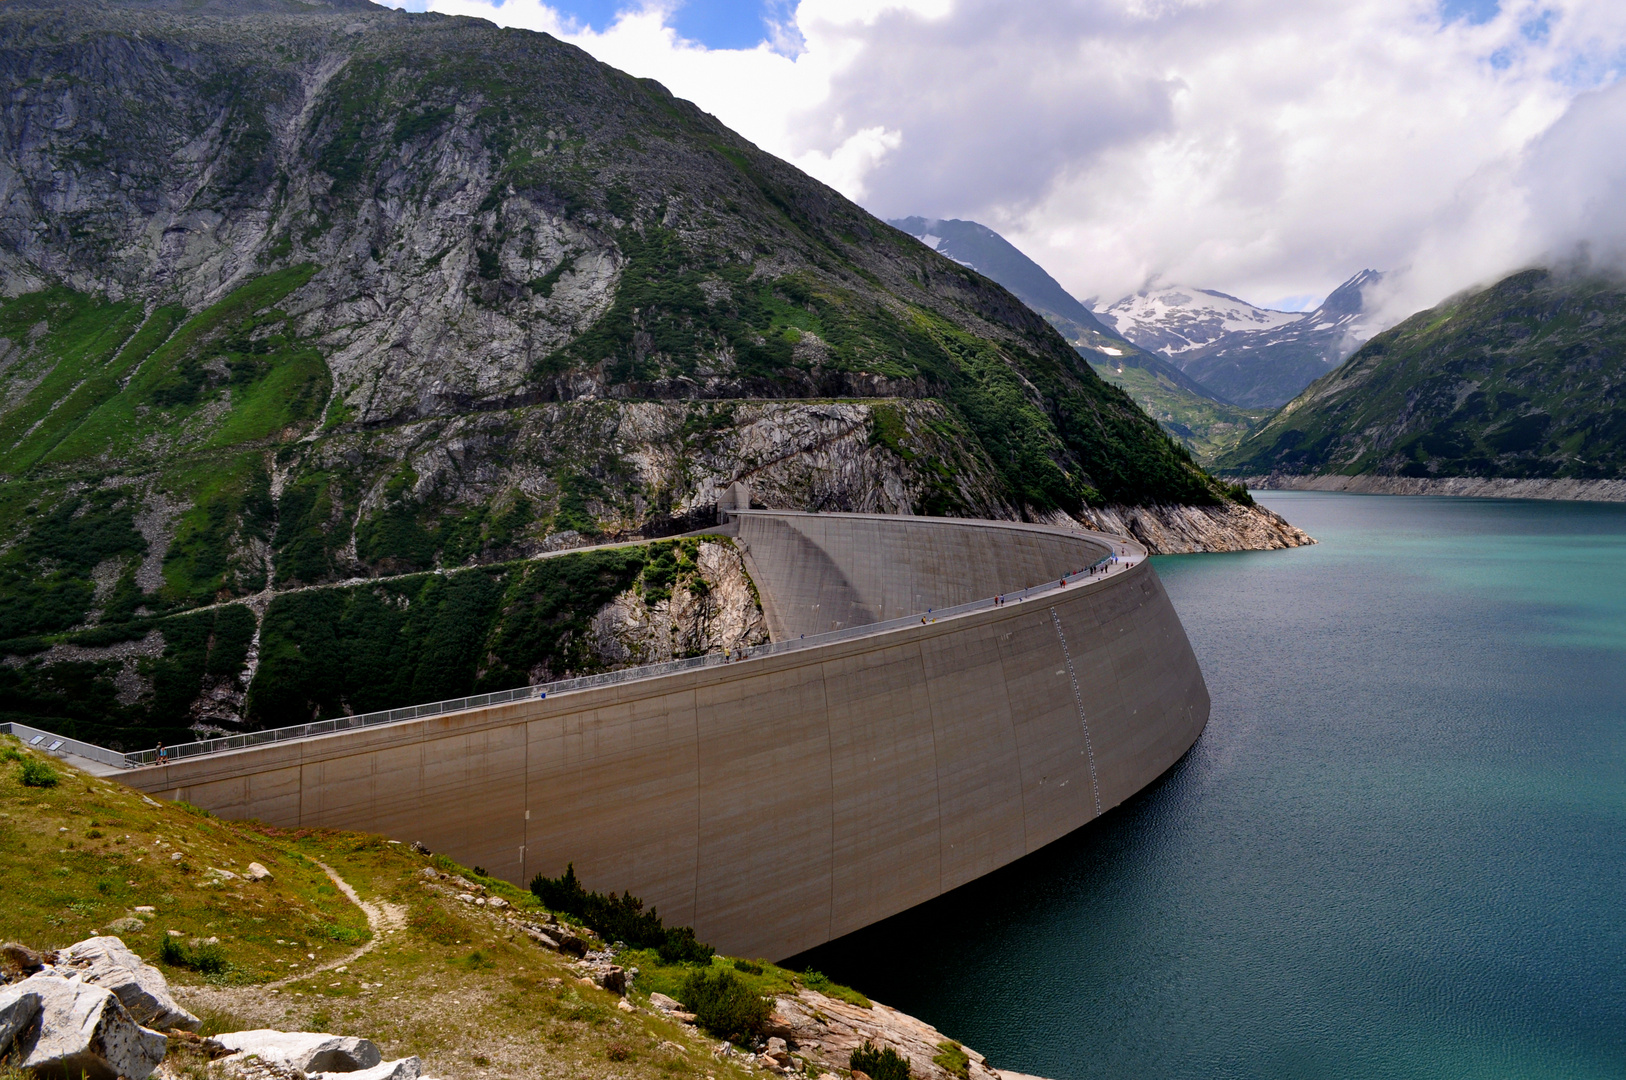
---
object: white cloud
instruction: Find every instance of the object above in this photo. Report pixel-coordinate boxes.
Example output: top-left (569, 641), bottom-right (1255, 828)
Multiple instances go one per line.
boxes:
top-left (377, 0), bottom-right (1626, 323)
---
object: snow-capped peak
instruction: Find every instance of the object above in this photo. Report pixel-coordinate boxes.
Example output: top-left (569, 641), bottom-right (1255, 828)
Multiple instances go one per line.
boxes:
top-left (1100, 287), bottom-right (1307, 356)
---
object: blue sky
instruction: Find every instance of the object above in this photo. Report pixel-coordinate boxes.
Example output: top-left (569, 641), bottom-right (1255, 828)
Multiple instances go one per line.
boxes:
top-left (545, 0), bottom-right (776, 49)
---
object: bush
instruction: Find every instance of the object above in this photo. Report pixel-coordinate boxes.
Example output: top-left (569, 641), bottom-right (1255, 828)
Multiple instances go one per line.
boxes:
top-left (658, 925), bottom-right (715, 965)
top-left (933, 1042), bottom-right (970, 1080)
top-left (732, 959), bottom-right (763, 975)
top-left (532, 863), bottom-right (715, 964)
top-left (18, 758), bottom-right (59, 788)
top-left (851, 1042), bottom-right (911, 1080)
top-left (159, 936), bottom-right (227, 975)
top-left (678, 966), bottom-right (771, 1044)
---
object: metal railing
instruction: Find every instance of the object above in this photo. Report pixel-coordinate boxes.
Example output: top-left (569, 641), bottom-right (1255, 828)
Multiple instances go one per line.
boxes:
top-left (0, 721), bottom-right (130, 770)
top-left (30, 551), bottom-right (1131, 771)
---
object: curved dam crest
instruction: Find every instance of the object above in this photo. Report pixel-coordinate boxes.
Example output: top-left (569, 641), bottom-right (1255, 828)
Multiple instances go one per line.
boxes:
top-left (122, 512), bottom-right (1210, 960)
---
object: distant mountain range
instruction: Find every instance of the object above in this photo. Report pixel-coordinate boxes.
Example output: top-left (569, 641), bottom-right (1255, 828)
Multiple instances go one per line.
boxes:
top-left (1217, 268), bottom-right (1626, 482)
top-left (889, 217), bottom-right (1272, 460)
top-left (1103, 271), bottom-right (1384, 408)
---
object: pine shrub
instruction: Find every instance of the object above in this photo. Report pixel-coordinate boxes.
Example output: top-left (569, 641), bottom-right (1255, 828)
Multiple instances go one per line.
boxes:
top-left (678, 966), bottom-right (771, 1044)
top-left (851, 1041), bottom-right (911, 1080)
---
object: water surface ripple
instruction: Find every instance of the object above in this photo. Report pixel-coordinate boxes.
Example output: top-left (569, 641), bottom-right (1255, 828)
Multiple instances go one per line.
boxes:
top-left (794, 492), bottom-right (1626, 1079)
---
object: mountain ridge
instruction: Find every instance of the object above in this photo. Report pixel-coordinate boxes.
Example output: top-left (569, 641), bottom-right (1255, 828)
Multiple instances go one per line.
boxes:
top-left (1217, 267), bottom-right (1626, 482)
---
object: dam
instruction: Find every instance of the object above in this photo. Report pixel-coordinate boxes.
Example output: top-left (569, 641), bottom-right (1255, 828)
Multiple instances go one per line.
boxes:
top-left (95, 511), bottom-right (1208, 961)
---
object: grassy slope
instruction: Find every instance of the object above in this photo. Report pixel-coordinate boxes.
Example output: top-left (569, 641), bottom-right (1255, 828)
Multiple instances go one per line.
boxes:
top-left (1218, 269), bottom-right (1626, 478)
top-left (1086, 357), bottom-right (1268, 464)
top-left (0, 737), bottom-right (869, 1080)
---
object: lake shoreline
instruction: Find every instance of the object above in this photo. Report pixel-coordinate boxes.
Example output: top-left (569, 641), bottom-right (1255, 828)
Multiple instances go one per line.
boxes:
top-left (1243, 474), bottom-right (1626, 503)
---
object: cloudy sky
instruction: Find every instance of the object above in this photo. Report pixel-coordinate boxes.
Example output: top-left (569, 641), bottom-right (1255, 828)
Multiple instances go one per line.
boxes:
top-left (376, 0), bottom-right (1626, 321)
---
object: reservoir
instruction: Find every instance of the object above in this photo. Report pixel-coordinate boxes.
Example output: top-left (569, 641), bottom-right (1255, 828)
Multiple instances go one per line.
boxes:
top-left (795, 492), bottom-right (1626, 1079)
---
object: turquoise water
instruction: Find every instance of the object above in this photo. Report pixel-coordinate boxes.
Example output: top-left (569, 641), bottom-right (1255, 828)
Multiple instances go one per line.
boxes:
top-left (794, 493), bottom-right (1626, 1079)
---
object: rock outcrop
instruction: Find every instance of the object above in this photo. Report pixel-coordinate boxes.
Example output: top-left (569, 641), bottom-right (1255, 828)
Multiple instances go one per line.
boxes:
top-left (56, 936), bottom-right (201, 1033)
top-left (1075, 500), bottom-right (1315, 553)
top-left (0, 973), bottom-right (168, 1080)
top-left (211, 1030), bottom-right (382, 1074)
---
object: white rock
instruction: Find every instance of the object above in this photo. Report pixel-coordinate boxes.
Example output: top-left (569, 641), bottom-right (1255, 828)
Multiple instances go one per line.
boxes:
top-left (649, 992), bottom-right (683, 1012)
top-left (456, 894), bottom-right (476, 904)
top-left (0, 980), bottom-right (42, 1053)
top-left (2, 973), bottom-right (167, 1080)
top-left (486, 897), bottom-right (509, 909)
top-left (215, 1031), bottom-right (383, 1073)
top-left (314, 1058), bottom-right (422, 1080)
top-left (56, 936), bottom-right (200, 1032)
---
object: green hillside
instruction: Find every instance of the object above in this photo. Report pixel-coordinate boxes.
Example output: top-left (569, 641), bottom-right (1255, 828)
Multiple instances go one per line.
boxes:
top-left (1218, 269), bottom-right (1626, 480)
top-left (1088, 352), bottom-right (1268, 463)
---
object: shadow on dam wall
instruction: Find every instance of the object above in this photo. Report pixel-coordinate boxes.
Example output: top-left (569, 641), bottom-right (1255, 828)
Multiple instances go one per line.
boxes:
top-left (123, 512), bottom-right (1211, 961)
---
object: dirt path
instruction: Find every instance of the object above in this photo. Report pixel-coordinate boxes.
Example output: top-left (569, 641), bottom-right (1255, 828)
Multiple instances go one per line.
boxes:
top-left (176, 860), bottom-right (406, 1020)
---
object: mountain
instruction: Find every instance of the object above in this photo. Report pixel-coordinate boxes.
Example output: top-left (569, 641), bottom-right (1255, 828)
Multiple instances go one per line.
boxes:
top-left (888, 217), bottom-right (1267, 460)
top-left (1100, 287), bottom-right (1307, 356)
top-left (887, 217), bottom-right (1123, 348)
top-left (1217, 268), bottom-right (1626, 481)
top-left (1178, 270), bottom-right (1383, 407)
top-left (0, 0), bottom-right (1313, 742)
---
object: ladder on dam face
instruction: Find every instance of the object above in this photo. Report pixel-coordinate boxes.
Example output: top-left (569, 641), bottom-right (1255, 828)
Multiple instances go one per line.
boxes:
top-left (1050, 607), bottom-right (1103, 818)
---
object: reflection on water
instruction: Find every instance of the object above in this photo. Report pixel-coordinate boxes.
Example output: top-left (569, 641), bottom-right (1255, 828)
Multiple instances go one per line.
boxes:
top-left (791, 493), bottom-right (1626, 1080)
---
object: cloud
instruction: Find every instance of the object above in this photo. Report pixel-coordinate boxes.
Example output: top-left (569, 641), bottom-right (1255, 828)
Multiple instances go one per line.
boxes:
top-left (378, 0), bottom-right (1626, 322)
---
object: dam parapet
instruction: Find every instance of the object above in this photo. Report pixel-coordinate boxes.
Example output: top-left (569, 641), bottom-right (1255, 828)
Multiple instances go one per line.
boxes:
top-left (118, 513), bottom-right (1209, 960)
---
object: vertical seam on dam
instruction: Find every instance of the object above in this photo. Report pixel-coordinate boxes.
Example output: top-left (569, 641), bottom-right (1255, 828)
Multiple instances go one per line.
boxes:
top-left (1051, 606), bottom-right (1102, 818)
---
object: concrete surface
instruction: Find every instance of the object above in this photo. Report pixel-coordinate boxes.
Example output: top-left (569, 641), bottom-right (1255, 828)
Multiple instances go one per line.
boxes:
top-left (122, 513), bottom-right (1209, 960)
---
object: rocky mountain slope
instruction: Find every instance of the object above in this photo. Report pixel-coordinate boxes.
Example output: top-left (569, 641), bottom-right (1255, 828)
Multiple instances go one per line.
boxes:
top-left (0, 738), bottom-right (1036, 1080)
top-left (1216, 268), bottom-right (1626, 485)
top-left (888, 218), bottom-right (1268, 461)
top-left (1178, 270), bottom-right (1383, 407)
top-left (0, 0), bottom-right (1311, 743)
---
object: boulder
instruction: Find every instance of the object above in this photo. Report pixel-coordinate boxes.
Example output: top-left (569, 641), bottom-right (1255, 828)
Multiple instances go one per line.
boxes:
top-left (56, 936), bottom-right (201, 1032)
top-left (410, 841), bottom-right (431, 856)
top-left (2, 942), bottom-right (48, 974)
top-left (313, 1057), bottom-right (422, 1080)
top-left (599, 967), bottom-right (627, 995)
top-left (245, 863), bottom-right (272, 881)
top-left (1, 973), bottom-right (167, 1080)
top-left (557, 934), bottom-right (588, 959)
top-left (214, 1031), bottom-right (383, 1073)
top-left (0, 979), bottom-right (42, 1051)
top-left (649, 993), bottom-right (683, 1012)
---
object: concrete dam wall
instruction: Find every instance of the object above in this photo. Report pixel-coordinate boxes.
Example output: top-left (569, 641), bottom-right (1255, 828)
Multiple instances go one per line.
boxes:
top-left (123, 513), bottom-right (1210, 960)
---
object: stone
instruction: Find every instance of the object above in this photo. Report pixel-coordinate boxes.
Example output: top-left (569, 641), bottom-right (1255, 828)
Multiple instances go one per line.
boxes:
top-left (521, 927), bottom-right (559, 950)
top-left (0, 980), bottom-right (42, 1052)
top-left (104, 917), bottom-right (146, 934)
top-left (599, 967), bottom-right (627, 995)
top-left (852, 1072), bottom-right (872, 1080)
top-left (214, 1031), bottom-right (383, 1073)
top-left (313, 1057), bottom-right (423, 1080)
top-left (486, 897), bottom-right (509, 909)
top-left (616, 999), bottom-right (635, 1013)
top-left (2, 973), bottom-right (167, 1080)
top-left (557, 935), bottom-right (588, 959)
top-left (660, 1041), bottom-right (688, 1055)
top-left (410, 841), bottom-right (431, 856)
top-left (133, 906), bottom-right (155, 914)
top-left (2, 942), bottom-right (49, 974)
top-left (57, 935), bottom-right (201, 1032)
top-left (456, 894), bottom-right (476, 904)
top-left (207, 867), bottom-right (239, 881)
top-left (649, 993), bottom-right (683, 1012)
top-left (245, 863), bottom-right (272, 881)
top-left (764, 1037), bottom-right (791, 1066)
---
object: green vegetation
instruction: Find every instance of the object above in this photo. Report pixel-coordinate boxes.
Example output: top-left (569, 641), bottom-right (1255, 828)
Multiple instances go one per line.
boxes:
top-left (529, 862), bottom-right (714, 963)
top-left (678, 965), bottom-right (773, 1043)
top-left (933, 1041), bottom-right (971, 1080)
top-left (159, 934), bottom-right (229, 975)
top-left (1088, 355), bottom-right (1270, 463)
top-left (1220, 269), bottom-right (1626, 479)
top-left (17, 757), bottom-right (59, 788)
top-left (852, 1040), bottom-right (912, 1080)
